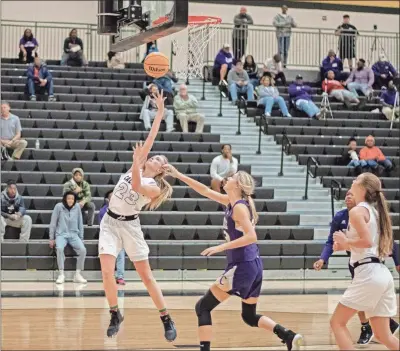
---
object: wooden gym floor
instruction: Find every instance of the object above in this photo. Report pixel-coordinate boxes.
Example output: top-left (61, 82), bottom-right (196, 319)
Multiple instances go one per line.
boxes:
top-left (1, 281), bottom-right (399, 350)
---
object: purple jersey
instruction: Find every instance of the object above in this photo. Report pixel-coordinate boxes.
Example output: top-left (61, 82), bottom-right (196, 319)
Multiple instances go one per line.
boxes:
top-left (223, 199), bottom-right (259, 264)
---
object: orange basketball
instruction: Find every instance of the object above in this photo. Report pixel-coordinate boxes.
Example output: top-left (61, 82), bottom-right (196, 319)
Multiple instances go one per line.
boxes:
top-left (143, 52), bottom-right (170, 78)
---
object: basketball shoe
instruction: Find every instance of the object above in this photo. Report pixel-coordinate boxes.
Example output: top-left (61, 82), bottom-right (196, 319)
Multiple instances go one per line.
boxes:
top-left (160, 314), bottom-right (177, 342)
top-left (107, 309), bottom-right (124, 337)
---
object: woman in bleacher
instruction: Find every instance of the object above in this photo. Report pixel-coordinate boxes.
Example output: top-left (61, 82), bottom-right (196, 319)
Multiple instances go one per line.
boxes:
top-left (18, 29), bottom-right (38, 64)
top-left (257, 76), bottom-right (291, 117)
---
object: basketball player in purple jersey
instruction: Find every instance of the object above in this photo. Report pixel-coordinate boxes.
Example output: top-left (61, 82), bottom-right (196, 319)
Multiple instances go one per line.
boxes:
top-left (163, 166), bottom-right (304, 351)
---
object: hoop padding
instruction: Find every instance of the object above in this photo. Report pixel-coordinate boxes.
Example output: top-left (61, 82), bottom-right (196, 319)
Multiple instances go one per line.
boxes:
top-left (154, 16), bottom-right (221, 79)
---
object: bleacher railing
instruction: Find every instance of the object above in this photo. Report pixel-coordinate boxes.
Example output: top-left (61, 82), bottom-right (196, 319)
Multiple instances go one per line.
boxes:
top-left (330, 179), bottom-right (342, 220)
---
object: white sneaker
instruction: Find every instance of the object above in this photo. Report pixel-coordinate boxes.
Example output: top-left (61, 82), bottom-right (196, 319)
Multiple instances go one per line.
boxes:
top-left (285, 113), bottom-right (292, 118)
top-left (265, 112), bottom-right (271, 117)
top-left (73, 272), bottom-right (87, 284)
top-left (56, 274), bottom-right (65, 284)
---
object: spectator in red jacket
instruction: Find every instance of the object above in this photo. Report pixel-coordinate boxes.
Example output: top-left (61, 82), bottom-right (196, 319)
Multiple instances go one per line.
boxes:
top-left (322, 70), bottom-right (361, 109)
top-left (359, 135), bottom-right (393, 172)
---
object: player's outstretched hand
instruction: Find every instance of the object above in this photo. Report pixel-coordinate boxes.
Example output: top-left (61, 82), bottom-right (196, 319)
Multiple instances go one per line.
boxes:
top-left (132, 141), bottom-right (147, 167)
top-left (162, 164), bottom-right (179, 178)
top-left (152, 90), bottom-right (166, 110)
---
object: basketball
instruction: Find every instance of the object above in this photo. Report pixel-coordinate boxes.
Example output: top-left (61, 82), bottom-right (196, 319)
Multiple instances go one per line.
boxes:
top-left (143, 52), bottom-right (170, 78)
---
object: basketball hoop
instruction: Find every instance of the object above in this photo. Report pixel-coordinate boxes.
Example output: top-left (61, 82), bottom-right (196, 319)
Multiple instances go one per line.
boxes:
top-left (153, 15), bottom-right (222, 80)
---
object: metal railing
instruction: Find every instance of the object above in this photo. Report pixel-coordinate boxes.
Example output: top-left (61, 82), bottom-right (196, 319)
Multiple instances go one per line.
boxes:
top-left (204, 24), bottom-right (400, 69)
top-left (256, 114), bottom-right (266, 155)
top-left (330, 179), bottom-right (342, 219)
top-left (303, 157), bottom-right (319, 200)
top-left (278, 134), bottom-right (292, 177)
top-left (1, 20), bottom-right (141, 63)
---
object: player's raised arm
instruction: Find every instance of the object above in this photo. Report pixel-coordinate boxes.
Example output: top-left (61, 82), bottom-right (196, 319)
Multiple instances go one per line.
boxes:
top-left (163, 164), bottom-right (230, 206)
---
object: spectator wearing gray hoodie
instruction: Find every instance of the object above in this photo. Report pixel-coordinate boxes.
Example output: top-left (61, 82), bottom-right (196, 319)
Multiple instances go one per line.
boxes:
top-left (227, 61), bottom-right (254, 105)
top-left (273, 5), bottom-right (297, 67)
top-left (345, 59), bottom-right (374, 99)
top-left (0, 180), bottom-right (32, 242)
top-left (49, 191), bottom-right (87, 285)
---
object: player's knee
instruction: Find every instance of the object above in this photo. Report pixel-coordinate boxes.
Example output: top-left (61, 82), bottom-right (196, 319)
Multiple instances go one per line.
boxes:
top-left (195, 290), bottom-right (220, 326)
top-left (241, 302), bottom-right (262, 328)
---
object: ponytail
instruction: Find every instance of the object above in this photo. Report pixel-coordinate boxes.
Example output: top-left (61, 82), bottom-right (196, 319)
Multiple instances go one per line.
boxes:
top-left (247, 194), bottom-right (259, 225)
top-left (375, 191), bottom-right (393, 258)
top-left (145, 174), bottom-right (172, 211)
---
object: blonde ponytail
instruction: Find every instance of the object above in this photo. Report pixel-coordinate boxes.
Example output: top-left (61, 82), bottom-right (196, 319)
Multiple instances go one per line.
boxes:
top-left (236, 171), bottom-right (259, 224)
top-left (247, 194), bottom-right (259, 225)
top-left (146, 174), bottom-right (173, 211)
top-left (376, 191), bottom-right (393, 257)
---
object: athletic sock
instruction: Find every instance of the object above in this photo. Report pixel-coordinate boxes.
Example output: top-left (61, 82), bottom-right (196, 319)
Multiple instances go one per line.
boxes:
top-left (109, 305), bottom-right (119, 312)
top-left (200, 341), bottom-right (211, 351)
top-left (159, 308), bottom-right (169, 317)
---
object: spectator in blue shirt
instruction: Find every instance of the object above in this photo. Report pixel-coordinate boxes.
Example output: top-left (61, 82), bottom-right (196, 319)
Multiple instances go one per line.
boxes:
top-left (288, 75), bottom-right (322, 119)
top-left (213, 44), bottom-right (234, 86)
top-left (313, 190), bottom-right (399, 345)
top-left (320, 49), bottom-right (345, 81)
top-left (372, 53), bottom-right (398, 89)
top-left (98, 190), bottom-right (126, 285)
top-left (380, 81), bottom-right (399, 121)
top-left (26, 57), bottom-right (55, 102)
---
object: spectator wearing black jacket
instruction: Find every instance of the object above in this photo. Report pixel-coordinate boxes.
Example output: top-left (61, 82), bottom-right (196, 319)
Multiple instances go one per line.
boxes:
top-left (342, 137), bottom-right (365, 175)
top-left (61, 29), bottom-right (87, 67)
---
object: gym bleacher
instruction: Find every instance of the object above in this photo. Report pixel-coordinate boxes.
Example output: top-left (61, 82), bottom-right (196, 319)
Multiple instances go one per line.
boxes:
top-left (1, 57), bottom-right (399, 279)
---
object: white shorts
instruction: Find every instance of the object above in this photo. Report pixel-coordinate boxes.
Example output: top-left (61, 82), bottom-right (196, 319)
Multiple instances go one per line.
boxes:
top-left (98, 213), bottom-right (149, 262)
top-left (340, 263), bottom-right (397, 318)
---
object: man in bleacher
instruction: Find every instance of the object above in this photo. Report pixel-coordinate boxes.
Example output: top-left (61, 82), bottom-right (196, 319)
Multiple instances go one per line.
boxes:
top-left (210, 144), bottom-right (238, 193)
top-left (288, 75), bottom-right (322, 119)
top-left (63, 168), bottom-right (96, 226)
top-left (26, 57), bottom-right (56, 102)
top-left (345, 59), bottom-right (374, 100)
top-left (0, 101), bottom-right (28, 161)
top-left (227, 61), bottom-right (254, 105)
top-left (173, 84), bottom-right (205, 133)
top-left (0, 180), bottom-right (32, 242)
top-left (262, 54), bottom-right (287, 85)
top-left (359, 135), bottom-right (393, 173)
top-left (213, 43), bottom-right (234, 86)
top-left (372, 53), bottom-right (398, 89)
top-left (380, 80), bottom-right (399, 121)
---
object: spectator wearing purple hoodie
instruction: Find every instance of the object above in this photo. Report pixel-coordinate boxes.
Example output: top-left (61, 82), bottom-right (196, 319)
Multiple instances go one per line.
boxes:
top-left (372, 53), bottom-right (398, 89)
top-left (19, 29), bottom-right (39, 64)
top-left (213, 44), bottom-right (234, 86)
top-left (288, 75), bottom-right (322, 119)
top-left (320, 49), bottom-right (345, 81)
top-left (345, 59), bottom-right (374, 99)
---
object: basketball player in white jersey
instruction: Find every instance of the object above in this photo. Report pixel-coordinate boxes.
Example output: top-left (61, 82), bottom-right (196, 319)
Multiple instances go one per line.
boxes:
top-left (331, 173), bottom-right (399, 350)
top-left (98, 91), bottom-right (177, 341)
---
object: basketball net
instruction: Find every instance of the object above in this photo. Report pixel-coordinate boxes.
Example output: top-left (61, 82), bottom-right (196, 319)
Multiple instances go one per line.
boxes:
top-left (154, 16), bottom-right (221, 80)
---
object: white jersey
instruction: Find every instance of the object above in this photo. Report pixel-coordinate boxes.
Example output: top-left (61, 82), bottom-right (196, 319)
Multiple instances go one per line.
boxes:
top-left (108, 170), bottom-right (157, 216)
top-left (348, 202), bottom-right (380, 265)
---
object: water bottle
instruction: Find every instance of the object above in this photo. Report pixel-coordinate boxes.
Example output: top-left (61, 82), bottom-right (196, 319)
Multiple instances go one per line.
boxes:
top-left (35, 139), bottom-right (40, 150)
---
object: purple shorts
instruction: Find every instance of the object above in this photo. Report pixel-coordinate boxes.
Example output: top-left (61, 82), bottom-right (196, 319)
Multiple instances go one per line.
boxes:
top-left (217, 257), bottom-right (263, 299)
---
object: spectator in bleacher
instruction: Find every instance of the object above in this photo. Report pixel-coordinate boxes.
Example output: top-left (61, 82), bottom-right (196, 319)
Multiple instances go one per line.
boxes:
top-left (359, 135), bottom-right (393, 172)
top-left (380, 80), bottom-right (399, 121)
top-left (320, 49), bottom-right (345, 81)
top-left (257, 76), bottom-right (291, 118)
top-left (288, 75), bottom-right (322, 119)
top-left (99, 190), bottom-right (126, 285)
top-left (232, 7), bottom-right (254, 61)
top-left (213, 44), bottom-right (234, 86)
top-left (313, 190), bottom-right (399, 346)
top-left (227, 61), bottom-right (254, 105)
top-left (0, 180), bottom-right (32, 242)
top-left (243, 55), bottom-right (259, 87)
top-left (262, 54), bottom-right (287, 85)
top-left (49, 191), bottom-right (87, 284)
top-left (0, 101), bottom-right (28, 161)
top-left (63, 168), bottom-right (96, 226)
top-left (345, 59), bottom-right (374, 100)
top-left (322, 70), bottom-right (361, 109)
top-left (335, 14), bottom-right (358, 70)
top-left (152, 70), bottom-right (178, 104)
top-left (107, 51), bottom-right (125, 69)
top-left (372, 53), bottom-right (398, 89)
top-left (343, 137), bottom-right (365, 174)
top-left (273, 5), bottom-right (296, 67)
top-left (140, 84), bottom-right (175, 132)
top-left (142, 41), bottom-right (159, 63)
top-left (210, 144), bottom-right (238, 193)
top-left (26, 57), bottom-right (56, 102)
top-left (173, 84), bottom-right (205, 133)
top-left (61, 28), bottom-right (87, 67)
top-left (19, 28), bottom-right (39, 64)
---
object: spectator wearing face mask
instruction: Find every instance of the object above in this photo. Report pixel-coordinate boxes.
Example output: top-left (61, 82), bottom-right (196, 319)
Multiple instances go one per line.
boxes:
top-left (232, 7), bottom-right (254, 61)
top-left (380, 81), bottom-right (399, 121)
top-left (345, 59), bottom-right (374, 100)
top-left (372, 54), bottom-right (398, 89)
top-left (99, 190), bottom-right (126, 285)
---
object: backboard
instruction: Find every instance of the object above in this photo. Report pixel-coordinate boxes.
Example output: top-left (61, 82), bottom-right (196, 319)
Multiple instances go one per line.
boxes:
top-left (98, 0), bottom-right (188, 52)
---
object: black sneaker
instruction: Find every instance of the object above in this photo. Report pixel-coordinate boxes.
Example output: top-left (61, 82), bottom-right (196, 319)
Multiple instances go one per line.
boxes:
top-left (390, 319), bottom-right (399, 335)
top-left (160, 314), bottom-right (177, 342)
top-left (282, 331), bottom-right (304, 351)
top-left (1, 147), bottom-right (10, 161)
top-left (107, 310), bottom-right (124, 338)
top-left (357, 323), bottom-right (373, 346)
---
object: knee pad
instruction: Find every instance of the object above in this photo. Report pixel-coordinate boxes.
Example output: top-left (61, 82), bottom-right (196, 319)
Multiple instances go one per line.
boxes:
top-left (241, 302), bottom-right (262, 328)
top-left (195, 290), bottom-right (221, 327)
